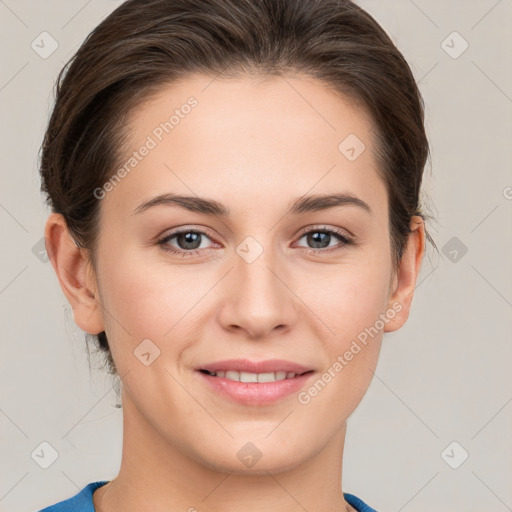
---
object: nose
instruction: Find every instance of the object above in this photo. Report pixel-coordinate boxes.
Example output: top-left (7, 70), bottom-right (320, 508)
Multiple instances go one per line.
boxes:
top-left (218, 243), bottom-right (299, 339)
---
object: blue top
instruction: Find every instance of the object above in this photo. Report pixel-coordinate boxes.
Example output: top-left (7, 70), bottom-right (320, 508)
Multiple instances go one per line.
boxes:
top-left (37, 481), bottom-right (379, 511)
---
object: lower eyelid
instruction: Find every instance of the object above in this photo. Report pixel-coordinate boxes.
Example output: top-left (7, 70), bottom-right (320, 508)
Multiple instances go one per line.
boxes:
top-left (295, 230), bottom-right (352, 248)
top-left (159, 227), bottom-right (352, 254)
top-left (159, 230), bottom-right (215, 249)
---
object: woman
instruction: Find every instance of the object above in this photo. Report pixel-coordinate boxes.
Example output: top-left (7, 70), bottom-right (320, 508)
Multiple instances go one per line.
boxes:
top-left (38, 0), bottom-right (436, 510)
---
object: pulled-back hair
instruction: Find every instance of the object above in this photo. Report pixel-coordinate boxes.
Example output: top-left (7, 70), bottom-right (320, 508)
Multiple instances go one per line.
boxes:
top-left (39, 0), bottom-right (437, 378)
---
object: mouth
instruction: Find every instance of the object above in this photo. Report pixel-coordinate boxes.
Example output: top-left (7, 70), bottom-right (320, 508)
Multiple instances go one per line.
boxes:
top-left (194, 359), bottom-right (316, 405)
top-left (198, 368), bottom-right (314, 382)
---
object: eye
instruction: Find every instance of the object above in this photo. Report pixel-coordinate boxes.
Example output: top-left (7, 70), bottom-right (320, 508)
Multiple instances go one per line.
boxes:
top-left (157, 228), bottom-right (217, 257)
top-left (294, 226), bottom-right (354, 254)
top-left (157, 225), bottom-right (354, 257)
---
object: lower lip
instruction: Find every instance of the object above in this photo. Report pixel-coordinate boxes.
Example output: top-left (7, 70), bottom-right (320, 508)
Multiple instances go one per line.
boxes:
top-left (196, 371), bottom-right (315, 406)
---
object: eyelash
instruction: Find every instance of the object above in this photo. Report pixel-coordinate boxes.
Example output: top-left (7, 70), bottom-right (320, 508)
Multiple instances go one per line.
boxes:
top-left (157, 226), bottom-right (354, 257)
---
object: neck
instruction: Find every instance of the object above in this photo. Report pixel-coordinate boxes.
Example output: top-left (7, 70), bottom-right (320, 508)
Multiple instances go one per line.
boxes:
top-left (94, 389), bottom-right (355, 512)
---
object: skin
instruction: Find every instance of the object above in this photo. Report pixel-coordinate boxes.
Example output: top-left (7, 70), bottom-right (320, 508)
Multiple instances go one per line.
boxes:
top-left (45, 73), bottom-right (425, 512)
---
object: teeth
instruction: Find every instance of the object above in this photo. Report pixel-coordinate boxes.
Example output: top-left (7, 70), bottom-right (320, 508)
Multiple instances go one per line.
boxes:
top-left (240, 371), bottom-right (258, 382)
top-left (206, 370), bottom-right (298, 382)
top-left (225, 370), bottom-right (240, 381)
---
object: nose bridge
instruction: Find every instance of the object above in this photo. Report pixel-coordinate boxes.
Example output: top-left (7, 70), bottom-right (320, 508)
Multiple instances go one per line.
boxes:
top-left (235, 233), bottom-right (286, 304)
top-left (221, 232), bottom-right (297, 335)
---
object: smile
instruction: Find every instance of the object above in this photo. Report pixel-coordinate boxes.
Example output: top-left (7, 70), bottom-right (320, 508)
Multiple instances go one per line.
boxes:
top-left (199, 369), bottom-right (311, 382)
top-left (196, 368), bottom-right (316, 406)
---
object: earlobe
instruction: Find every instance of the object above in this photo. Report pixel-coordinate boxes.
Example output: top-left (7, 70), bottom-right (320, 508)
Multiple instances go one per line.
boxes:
top-left (44, 213), bottom-right (105, 335)
top-left (384, 216), bottom-right (425, 333)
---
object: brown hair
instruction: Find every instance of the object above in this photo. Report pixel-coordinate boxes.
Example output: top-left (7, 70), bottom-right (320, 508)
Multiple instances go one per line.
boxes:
top-left (39, 0), bottom-right (437, 378)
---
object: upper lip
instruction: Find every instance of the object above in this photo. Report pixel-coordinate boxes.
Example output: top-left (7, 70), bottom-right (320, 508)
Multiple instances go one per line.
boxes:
top-left (197, 359), bottom-right (313, 375)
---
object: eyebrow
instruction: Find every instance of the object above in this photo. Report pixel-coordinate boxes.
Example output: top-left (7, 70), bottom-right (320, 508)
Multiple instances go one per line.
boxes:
top-left (131, 192), bottom-right (372, 217)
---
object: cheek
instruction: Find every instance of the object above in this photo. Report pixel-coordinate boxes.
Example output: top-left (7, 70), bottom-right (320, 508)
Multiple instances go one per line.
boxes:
top-left (298, 269), bottom-right (387, 420)
top-left (99, 230), bottom-right (392, 373)
top-left (97, 252), bottom-right (208, 363)
top-left (301, 254), bottom-right (391, 341)
top-left (299, 251), bottom-right (390, 396)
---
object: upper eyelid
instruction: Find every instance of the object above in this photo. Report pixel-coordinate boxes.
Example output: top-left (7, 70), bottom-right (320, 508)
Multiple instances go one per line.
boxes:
top-left (159, 226), bottom-right (218, 242)
top-left (160, 225), bottom-right (352, 245)
top-left (295, 225), bottom-right (352, 238)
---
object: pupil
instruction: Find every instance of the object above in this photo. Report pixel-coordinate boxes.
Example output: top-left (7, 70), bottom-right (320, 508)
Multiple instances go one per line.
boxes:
top-left (308, 232), bottom-right (329, 249)
top-left (178, 232), bottom-right (201, 250)
top-left (176, 231), bottom-right (331, 251)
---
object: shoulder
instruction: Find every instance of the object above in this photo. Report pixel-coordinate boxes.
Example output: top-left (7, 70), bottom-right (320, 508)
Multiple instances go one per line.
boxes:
top-left (36, 481), bottom-right (109, 512)
top-left (37, 484), bottom-right (376, 512)
top-left (344, 492), bottom-right (381, 512)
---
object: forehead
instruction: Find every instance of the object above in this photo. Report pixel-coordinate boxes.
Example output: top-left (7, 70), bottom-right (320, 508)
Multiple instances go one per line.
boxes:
top-left (127, 72), bottom-right (377, 152)
top-left (102, 72), bottom-right (386, 221)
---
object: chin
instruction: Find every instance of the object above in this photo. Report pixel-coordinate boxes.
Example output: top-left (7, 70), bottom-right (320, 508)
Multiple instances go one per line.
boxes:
top-left (195, 441), bottom-right (308, 476)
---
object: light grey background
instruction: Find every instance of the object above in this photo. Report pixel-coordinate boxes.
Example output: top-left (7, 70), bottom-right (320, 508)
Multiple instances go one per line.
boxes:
top-left (1, 1), bottom-right (511, 511)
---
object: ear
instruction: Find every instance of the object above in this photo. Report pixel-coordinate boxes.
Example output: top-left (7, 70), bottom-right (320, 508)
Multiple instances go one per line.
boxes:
top-left (383, 216), bottom-right (425, 333)
top-left (44, 213), bottom-right (105, 335)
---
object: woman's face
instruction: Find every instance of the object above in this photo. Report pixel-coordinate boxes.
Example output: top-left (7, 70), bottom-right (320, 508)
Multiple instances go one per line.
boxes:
top-left (84, 73), bottom-right (418, 473)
